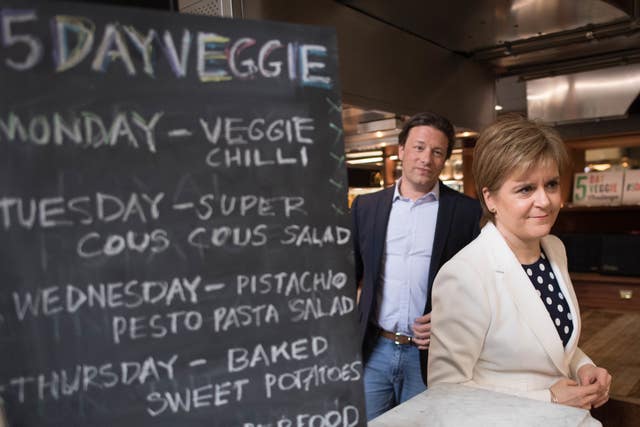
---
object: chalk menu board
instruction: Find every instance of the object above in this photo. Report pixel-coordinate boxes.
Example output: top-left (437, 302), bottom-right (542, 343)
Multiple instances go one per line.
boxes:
top-left (0, 1), bottom-right (365, 425)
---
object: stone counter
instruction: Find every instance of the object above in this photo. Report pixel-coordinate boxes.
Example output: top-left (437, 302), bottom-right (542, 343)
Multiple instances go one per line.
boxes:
top-left (369, 383), bottom-right (601, 427)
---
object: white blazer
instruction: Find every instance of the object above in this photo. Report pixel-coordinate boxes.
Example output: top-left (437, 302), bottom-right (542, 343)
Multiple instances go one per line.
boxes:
top-left (427, 222), bottom-right (593, 402)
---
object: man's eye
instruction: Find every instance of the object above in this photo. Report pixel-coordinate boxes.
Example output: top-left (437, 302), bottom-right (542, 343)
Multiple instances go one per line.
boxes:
top-left (432, 150), bottom-right (444, 157)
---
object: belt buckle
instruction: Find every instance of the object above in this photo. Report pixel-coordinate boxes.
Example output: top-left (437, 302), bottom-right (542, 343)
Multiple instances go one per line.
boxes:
top-left (394, 331), bottom-right (412, 345)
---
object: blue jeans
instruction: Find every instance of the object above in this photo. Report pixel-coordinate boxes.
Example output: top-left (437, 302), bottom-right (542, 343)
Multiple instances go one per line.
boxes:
top-left (363, 336), bottom-right (426, 421)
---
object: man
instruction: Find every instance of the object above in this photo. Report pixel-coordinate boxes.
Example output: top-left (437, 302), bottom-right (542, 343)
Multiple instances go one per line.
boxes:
top-left (351, 112), bottom-right (482, 420)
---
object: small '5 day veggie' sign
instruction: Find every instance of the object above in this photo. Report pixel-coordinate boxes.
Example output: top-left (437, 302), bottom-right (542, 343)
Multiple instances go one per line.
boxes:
top-left (573, 172), bottom-right (623, 206)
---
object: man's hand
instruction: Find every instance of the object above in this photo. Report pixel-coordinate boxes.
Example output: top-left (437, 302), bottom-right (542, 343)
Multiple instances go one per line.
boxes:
top-left (577, 364), bottom-right (612, 408)
top-left (411, 313), bottom-right (431, 350)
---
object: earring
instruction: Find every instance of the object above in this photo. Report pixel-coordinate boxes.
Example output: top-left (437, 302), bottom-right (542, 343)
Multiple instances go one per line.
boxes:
top-left (490, 208), bottom-right (497, 214)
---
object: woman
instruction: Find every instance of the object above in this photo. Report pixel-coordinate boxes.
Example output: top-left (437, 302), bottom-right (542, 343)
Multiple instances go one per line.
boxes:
top-left (427, 114), bottom-right (611, 409)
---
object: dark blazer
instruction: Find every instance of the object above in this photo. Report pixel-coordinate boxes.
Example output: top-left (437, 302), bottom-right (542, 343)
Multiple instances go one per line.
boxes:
top-left (351, 181), bottom-right (481, 385)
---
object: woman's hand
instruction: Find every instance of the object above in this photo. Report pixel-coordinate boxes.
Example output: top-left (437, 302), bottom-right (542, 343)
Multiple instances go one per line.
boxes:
top-left (577, 364), bottom-right (612, 408)
top-left (550, 378), bottom-right (600, 409)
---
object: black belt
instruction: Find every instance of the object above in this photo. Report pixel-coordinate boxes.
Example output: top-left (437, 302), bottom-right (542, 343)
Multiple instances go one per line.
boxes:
top-left (378, 328), bottom-right (414, 345)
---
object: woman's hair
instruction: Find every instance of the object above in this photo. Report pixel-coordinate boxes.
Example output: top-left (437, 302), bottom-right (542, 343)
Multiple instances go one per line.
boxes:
top-left (472, 113), bottom-right (569, 225)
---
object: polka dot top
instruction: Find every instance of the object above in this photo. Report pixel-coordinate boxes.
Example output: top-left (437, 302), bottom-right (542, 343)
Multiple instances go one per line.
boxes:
top-left (522, 251), bottom-right (574, 348)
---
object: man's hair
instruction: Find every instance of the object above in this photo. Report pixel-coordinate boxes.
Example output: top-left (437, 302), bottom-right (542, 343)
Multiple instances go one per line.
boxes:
top-left (473, 113), bottom-right (569, 225)
top-left (398, 111), bottom-right (455, 159)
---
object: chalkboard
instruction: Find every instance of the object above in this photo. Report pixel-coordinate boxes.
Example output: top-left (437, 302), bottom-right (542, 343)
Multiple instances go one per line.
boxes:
top-left (0, 1), bottom-right (365, 426)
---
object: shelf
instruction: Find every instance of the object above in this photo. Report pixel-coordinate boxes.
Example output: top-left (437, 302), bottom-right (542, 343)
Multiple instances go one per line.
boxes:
top-left (571, 272), bottom-right (640, 311)
top-left (554, 205), bottom-right (640, 234)
top-left (570, 272), bottom-right (640, 285)
top-left (561, 205), bottom-right (640, 213)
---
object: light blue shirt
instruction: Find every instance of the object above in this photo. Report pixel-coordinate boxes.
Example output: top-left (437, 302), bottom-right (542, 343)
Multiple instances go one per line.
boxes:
top-left (375, 179), bottom-right (439, 336)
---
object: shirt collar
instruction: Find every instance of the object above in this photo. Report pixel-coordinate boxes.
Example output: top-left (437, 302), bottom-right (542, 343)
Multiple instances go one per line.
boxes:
top-left (393, 178), bottom-right (440, 202)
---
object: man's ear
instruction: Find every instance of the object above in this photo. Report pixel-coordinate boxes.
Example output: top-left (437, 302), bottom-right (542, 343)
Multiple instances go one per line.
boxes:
top-left (397, 144), bottom-right (405, 162)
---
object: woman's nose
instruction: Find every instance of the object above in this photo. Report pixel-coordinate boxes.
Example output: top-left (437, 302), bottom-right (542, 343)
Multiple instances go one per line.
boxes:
top-left (535, 188), bottom-right (551, 206)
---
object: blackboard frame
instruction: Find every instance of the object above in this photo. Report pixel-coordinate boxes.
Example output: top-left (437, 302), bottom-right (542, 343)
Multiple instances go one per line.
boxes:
top-left (0, 1), bottom-right (365, 425)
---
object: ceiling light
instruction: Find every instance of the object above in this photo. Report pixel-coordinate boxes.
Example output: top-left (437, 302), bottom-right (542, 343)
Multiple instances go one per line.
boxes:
top-left (589, 163), bottom-right (611, 172)
top-left (346, 150), bottom-right (384, 159)
top-left (494, 105), bottom-right (503, 111)
top-left (455, 131), bottom-right (477, 138)
top-left (347, 157), bottom-right (384, 165)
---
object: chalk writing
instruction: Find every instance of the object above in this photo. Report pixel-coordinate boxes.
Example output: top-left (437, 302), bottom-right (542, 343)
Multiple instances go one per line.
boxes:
top-left (243, 405), bottom-right (360, 427)
top-left (228, 336), bottom-right (328, 373)
top-left (113, 310), bottom-right (204, 344)
top-left (212, 304), bottom-right (280, 332)
top-left (146, 378), bottom-right (250, 416)
top-left (12, 276), bottom-right (202, 320)
top-left (3, 355), bottom-right (178, 403)
top-left (0, 1), bottom-right (364, 425)
top-left (0, 111), bottom-right (162, 152)
top-left (264, 362), bottom-right (362, 398)
top-left (0, 192), bottom-right (164, 230)
top-left (200, 116), bottom-right (314, 145)
top-left (1, 11), bottom-right (332, 87)
top-left (236, 270), bottom-right (346, 296)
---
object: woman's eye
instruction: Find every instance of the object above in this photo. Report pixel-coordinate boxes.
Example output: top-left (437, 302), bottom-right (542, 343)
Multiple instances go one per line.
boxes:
top-left (546, 180), bottom-right (560, 190)
top-left (518, 186), bottom-right (533, 194)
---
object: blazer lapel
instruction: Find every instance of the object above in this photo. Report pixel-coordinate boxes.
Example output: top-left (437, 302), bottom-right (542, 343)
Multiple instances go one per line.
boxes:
top-left (429, 183), bottom-right (454, 285)
top-left (370, 187), bottom-right (394, 284)
top-left (425, 182), bottom-right (454, 312)
top-left (542, 237), bottom-right (582, 352)
top-left (485, 224), bottom-right (568, 376)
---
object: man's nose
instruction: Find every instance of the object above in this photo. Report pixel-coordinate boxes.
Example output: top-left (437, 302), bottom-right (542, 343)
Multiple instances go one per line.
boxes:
top-left (420, 150), bottom-right (432, 164)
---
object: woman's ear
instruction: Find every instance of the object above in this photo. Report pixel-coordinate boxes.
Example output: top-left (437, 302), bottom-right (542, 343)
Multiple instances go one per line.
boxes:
top-left (482, 187), bottom-right (494, 212)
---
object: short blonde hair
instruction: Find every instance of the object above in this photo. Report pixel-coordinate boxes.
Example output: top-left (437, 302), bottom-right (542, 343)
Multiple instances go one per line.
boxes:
top-left (473, 114), bottom-right (569, 225)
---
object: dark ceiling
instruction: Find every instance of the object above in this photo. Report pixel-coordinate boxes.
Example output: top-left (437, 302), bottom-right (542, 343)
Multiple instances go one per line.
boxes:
top-left (339, 0), bottom-right (640, 80)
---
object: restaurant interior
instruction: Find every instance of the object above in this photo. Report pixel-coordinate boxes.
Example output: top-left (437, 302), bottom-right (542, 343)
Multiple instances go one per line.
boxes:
top-left (46, 0), bottom-right (640, 425)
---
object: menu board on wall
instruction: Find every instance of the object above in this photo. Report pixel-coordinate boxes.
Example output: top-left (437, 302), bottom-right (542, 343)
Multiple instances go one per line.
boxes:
top-left (0, 1), bottom-right (365, 426)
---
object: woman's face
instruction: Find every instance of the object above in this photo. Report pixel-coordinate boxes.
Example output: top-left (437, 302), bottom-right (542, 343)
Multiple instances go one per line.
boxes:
top-left (483, 160), bottom-right (562, 248)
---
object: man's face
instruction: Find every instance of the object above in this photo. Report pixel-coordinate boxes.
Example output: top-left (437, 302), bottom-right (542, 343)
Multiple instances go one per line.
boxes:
top-left (398, 125), bottom-right (449, 197)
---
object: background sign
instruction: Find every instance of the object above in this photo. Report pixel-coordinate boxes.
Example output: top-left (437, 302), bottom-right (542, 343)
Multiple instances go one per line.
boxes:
top-left (0, 1), bottom-right (365, 426)
top-left (622, 169), bottom-right (640, 205)
top-left (572, 171), bottom-right (623, 206)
